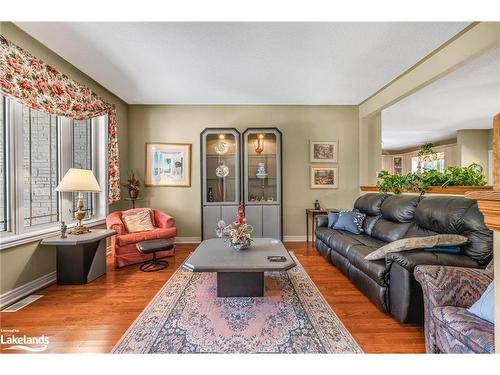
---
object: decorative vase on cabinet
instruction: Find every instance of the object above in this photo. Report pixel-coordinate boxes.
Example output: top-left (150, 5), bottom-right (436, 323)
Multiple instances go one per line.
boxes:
top-left (242, 128), bottom-right (282, 240)
top-left (201, 128), bottom-right (241, 240)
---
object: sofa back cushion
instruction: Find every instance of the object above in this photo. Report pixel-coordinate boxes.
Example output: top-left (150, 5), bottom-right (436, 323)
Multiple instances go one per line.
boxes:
top-left (354, 193), bottom-right (388, 216)
top-left (411, 196), bottom-right (493, 266)
top-left (353, 193), bottom-right (388, 236)
top-left (370, 195), bottom-right (422, 242)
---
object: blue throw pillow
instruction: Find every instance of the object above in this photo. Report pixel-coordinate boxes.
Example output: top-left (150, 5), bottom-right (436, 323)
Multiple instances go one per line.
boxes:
top-left (467, 282), bottom-right (494, 324)
top-left (333, 210), bottom-right (366, 234)
top-left (423, 246), bottom-right (461, 254)
top-left (327, 212), bottom-right (340, 228)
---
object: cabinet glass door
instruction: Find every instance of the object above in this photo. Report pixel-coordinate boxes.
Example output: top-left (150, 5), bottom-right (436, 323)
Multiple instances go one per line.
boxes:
top-left (243, 129), bottom-right (281, 205)
top-left (202, 129), bottom-right (240, 205)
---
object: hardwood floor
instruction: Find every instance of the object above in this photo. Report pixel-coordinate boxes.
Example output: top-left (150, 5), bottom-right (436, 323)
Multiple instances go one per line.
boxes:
top-left (0, 242), bottom-right (424, 354)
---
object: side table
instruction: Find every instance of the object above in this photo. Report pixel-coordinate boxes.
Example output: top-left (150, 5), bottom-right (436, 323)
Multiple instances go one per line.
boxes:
top-left (41, 229), bottom-right (116, 284)
top-left (306, 208), bottom-right (339, 248)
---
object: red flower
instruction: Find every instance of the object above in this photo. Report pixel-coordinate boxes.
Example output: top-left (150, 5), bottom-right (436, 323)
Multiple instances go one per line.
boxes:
top-left (85, 102), bottom-right (93, 110)
top-left (36, 78), bottom-right (47, 92)
top-left (30, 59), bottom-right (42, 71)
top-left (66, 88), bottom-right (75, 98)
top-left (47, 65), bottom-right (59, 75)
top-left (7, 57), bottom-right (22, 73)
top-left (51, 83), bottom-right (63, 96)
top-left (0, 77), bottom-right (13, 91)
top-left (27, 101), bottom-right (40, 110)
top-left (20, 78), bottom-right (33, 90)
top-left (72, 103), bottom-right (82, 112)
top-left (58, 103), bottom-right (67, 111)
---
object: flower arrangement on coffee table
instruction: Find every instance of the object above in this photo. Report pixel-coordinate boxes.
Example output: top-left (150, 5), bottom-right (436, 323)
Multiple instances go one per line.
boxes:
top-left (215, 203), bottom-right (253, 250)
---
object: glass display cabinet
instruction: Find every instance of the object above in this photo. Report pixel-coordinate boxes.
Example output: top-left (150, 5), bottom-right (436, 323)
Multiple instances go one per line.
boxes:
top-left (243, 128), bottom-right (282, 240)
top-left (201, 128), bottom-right (241, 239)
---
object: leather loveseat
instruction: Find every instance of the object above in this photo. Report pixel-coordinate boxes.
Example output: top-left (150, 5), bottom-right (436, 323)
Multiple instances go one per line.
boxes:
top-left (315, 193), bottom-right (493, 324)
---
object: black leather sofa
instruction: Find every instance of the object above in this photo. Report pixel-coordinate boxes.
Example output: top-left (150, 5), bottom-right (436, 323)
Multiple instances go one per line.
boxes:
top-left (315, 193), bottom-right (493, 324)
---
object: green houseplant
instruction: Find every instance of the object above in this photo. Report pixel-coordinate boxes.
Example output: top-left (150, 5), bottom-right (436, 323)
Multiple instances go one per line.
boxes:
top-left (376, 163), bottom-right (486, 195)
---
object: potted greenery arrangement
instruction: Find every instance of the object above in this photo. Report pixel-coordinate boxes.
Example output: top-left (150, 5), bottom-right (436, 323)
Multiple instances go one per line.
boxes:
top-left (376, 163), bottom-right (487, 195)
top-left (122, 171), bottom-right (141, 199)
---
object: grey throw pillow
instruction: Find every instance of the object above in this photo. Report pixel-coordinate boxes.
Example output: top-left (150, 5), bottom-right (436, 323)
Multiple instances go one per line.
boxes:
top-left (364, 234), bottom-right (468, 261)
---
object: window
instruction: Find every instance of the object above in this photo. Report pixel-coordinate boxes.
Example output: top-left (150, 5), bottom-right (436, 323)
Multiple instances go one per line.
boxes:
top-left (72, 119), bottom-right (93, 217)
top-left (22, 106), bottom-right (59, 227)
top-left (411, 152), bottom-right (445, 173)
top-left (0, 95), bottom-right (107, 245)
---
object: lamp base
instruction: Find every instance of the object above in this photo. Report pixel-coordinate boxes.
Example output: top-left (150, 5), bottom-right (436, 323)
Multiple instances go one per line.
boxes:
top-left (69, 225), bottom-right (91, 235)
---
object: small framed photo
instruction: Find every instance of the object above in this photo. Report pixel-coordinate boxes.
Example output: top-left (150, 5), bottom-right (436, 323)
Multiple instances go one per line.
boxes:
top-left (310, 141), bottom-right (338, 163)
top-left (310, 167), bottom-right (338, 189)
top-left (145, 143), bottom-right (192, 187)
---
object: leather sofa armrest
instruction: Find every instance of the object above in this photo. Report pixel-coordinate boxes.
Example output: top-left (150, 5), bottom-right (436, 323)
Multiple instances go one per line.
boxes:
top-left (385, 250), bottom-right (480, 274)
top-left (414, 265), bottom-right (492, 309)
top-left (106, 212), bottom-right (125, 235)
top-left (315, 214), bottom-right (328, 228)
top-left (154, 210), bottom-right (175, 229)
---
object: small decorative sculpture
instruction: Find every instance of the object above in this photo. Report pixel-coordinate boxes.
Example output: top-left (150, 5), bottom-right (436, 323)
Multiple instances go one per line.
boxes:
top-left (207, 187), bottom-right (214, 202)
top-left (215, 161), bottom-right (230, 178)
top-left (60, 221), bottom-right (68, 239)
top-left (215, 220), bottom-right (232, 238)
top-left (314, 200), bottom-right (321, 210)
top-left (256, 162), bottom-right (267, 178)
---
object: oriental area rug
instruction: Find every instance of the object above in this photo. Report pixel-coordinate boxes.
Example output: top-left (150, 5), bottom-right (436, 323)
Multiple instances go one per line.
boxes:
top-left (112, 254), bottom-right (362, 354)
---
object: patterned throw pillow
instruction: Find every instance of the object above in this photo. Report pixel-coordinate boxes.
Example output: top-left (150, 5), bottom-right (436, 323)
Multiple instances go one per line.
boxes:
top-left (333, 210), bottom-right (366, 234)
top-left (327, 212), bottom-right (340, 228)
top-left (364, 234), bottom-right (468, 261)
top-left (122, 209), bottom-right (155, 233)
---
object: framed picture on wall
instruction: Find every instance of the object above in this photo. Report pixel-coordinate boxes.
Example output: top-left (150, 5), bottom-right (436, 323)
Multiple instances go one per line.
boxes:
top-left (310, 141), bottom-right (338, 163)
top-left (145, 143), bottom-right (192, 187)
top-left (310, 166), bottom-right (338, 189)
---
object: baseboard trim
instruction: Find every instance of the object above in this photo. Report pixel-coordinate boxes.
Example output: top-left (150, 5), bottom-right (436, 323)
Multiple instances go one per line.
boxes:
top-left (176, 237), bottom-right (201, 243)
top-left (0, 271), bottom-right (56, 310)
top-left (283, 235), bottom-right (309, 242)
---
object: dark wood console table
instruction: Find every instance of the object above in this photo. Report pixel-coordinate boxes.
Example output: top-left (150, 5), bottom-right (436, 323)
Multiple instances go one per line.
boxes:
top-left (306, 208), bottom-right (339, 247)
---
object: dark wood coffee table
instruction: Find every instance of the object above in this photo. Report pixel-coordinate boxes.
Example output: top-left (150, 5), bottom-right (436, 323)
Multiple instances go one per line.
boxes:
top-left (182, 238), bottom-right (296, 297)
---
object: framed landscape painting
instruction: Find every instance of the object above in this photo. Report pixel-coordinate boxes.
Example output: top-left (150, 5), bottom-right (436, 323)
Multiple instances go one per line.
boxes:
top-left (310, 141), bottom-right (338, 163)
top-left (310, 167), bottom-right (338, 189)
top-left (145, 143), bottom-right (192, 187)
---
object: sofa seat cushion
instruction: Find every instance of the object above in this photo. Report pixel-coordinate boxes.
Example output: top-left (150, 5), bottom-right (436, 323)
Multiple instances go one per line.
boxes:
top-left (315, 228), bottom-right (386, 258)
top-left (117, 227), bottom-right (177, 246)
top-left (345, 245), bottom-right (388, 286)
top-left (432, 306), bottom-right (494, 353)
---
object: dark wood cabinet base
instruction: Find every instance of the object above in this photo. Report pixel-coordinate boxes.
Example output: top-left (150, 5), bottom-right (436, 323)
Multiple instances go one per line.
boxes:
top-left (217, 272), bottom-right (264, 297)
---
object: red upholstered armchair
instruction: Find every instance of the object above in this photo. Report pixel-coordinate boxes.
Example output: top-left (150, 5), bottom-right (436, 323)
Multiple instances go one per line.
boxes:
top-left (106, 208), bottom-right (176, 268)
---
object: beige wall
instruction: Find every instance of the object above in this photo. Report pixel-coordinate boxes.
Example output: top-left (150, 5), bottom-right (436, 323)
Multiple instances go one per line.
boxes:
top-left (359, 113), bottom-right (381, 185)
top-left (128, 105), bottom-right (359, 238)
top-left (0, 23), bottom-right (129, 295)
top-left (457, 129), bottom-right (492, 172)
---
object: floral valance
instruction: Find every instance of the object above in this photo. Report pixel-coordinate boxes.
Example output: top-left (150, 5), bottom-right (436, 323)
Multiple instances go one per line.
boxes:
top-left (0, 34), bottom-right (120, 204)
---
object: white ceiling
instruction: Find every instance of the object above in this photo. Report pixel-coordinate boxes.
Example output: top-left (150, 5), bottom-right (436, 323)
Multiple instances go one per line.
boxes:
top-left (382, 46), bottom-right (500, 152)
top-left (15, 22), bottom-right (469, 105)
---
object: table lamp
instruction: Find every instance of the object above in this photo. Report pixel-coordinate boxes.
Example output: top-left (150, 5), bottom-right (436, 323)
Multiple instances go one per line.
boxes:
top-left (56, 168), bottom-right (101, 235)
